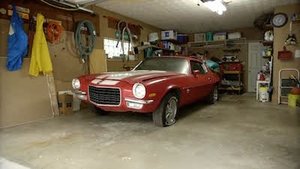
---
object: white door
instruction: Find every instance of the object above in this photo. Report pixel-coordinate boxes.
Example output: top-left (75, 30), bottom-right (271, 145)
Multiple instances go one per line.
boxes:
top-left (248, 42), bottom-right (264, 92)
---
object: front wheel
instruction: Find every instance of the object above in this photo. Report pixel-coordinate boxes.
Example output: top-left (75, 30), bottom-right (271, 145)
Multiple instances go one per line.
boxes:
top-left (207, 86), bottom-right (219, 104)
top-left (152, 93), bottom-right (179, 127)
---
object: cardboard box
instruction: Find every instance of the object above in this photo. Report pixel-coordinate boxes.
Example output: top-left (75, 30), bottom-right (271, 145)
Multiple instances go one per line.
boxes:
top-left (177, 34), bottom-right (188, 43)
top-left (228, 32), bottom-right (242, 39)
top-left (194, 33), bottom-right (206, 42)
top-left (149, 32), bottom-right (159, 42)
top-left (57, 93), bottom-right (73, 114)
top-left (161, 30), bottom-right (177, 40)
top-left (213, 32), bottom-right (227, 41)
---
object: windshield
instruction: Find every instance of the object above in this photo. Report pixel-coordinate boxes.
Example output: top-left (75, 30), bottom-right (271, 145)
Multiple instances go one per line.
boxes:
top-left (134, 57), bottom-right (189, 74)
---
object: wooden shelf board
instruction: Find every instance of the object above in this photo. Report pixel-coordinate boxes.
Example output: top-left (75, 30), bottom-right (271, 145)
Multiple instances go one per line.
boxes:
top-left (260, 41), bottom-right (273, 46)
top-left (188, 38), bottom-right (247, 49)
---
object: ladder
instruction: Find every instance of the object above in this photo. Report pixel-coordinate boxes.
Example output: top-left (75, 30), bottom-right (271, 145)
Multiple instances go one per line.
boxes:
top-left (278, 68), bottom-right (299, 104)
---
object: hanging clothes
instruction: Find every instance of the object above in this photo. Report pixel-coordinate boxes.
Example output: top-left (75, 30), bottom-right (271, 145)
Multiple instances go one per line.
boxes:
top-left (6, 5), bottom-right (28, 71)
top-left (29, 13), bottom-right (53, 77)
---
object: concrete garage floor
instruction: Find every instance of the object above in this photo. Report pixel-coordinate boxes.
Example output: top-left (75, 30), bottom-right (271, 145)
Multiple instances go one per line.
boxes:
top-left (0, 94), bottom-right (300, 169)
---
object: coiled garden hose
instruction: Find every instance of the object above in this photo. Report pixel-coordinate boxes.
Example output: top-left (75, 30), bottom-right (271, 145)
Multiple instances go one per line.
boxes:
top-left (74, 20), bottom-right (96, 63)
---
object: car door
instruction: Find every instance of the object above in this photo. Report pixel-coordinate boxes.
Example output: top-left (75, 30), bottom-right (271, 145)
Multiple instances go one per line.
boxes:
top-left (190, 61), bottom-right (214, 99)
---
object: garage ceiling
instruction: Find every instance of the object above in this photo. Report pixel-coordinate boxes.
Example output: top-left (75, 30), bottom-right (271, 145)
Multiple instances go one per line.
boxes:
top-left (92, 0), bottom-right (299, 33)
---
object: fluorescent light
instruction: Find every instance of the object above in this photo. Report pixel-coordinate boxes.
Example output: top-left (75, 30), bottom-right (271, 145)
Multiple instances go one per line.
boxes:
top-left (202, 0), bottom-right (227, 15)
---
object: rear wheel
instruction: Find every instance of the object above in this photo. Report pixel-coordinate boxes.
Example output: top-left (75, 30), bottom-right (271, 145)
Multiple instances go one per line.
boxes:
top-left (153, 93), bottom-right (178, 127)
top-left (207, 86), bottom-right (219, 104)
top-left (94, 106), bottom-right (109, 116)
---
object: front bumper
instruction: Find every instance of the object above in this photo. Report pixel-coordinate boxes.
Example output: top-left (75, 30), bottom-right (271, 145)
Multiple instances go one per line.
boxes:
top-left (73, 90), bottom-right (87, 100)
top-left (124, 98), bottom-right (153, 110)
top-left (74, 90), bottom-right (157, 113)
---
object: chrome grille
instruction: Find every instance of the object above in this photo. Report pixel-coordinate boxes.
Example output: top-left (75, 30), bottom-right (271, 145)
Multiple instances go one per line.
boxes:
top-left (89, 86), bottom-right (120, 105)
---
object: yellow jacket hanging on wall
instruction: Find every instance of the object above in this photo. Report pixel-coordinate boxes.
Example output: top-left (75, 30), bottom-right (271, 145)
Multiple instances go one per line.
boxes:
top-left (29, 13), bottom-right (53, 77)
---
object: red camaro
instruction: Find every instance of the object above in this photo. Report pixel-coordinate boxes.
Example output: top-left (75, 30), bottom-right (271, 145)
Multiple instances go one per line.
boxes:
top-left (72, 56), bottom-right (220, 127)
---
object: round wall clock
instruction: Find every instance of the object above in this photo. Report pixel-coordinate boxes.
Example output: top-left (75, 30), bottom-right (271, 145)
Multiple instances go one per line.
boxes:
top-left (271, 13), bottom-right (288, 28)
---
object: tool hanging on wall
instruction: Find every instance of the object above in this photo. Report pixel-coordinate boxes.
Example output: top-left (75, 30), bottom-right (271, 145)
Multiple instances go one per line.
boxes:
top-left (46, 21), bottom-right (64, 44)
top-left (116, 20), bottom-right (134, 61)
top-left (285, 14), bottom-right (297, 46)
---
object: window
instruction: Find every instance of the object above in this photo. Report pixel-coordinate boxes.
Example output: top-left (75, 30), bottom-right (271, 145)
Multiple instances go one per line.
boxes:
top-left (190, 61), bottom-right (207, 74)
top-left (103, 38), bottom-right (130, 59)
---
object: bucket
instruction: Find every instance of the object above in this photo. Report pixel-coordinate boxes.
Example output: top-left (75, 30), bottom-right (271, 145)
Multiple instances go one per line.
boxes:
top-left (259, 87), bottom-right (269, 102)
top-left (288, 94), bottom-right (300, 107)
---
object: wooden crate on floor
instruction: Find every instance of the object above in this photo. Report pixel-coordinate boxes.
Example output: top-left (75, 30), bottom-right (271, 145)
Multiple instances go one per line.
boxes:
top-left (57, 93), bottom-right (73, 115)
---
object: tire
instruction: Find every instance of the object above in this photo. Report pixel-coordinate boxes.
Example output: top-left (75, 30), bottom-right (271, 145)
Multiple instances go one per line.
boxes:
top-left (152, 92), bottom-right (179, 127)
top-left (207, 86), bottom-right (219, 104)
top-left (94, 106), bottom-right (109, 116)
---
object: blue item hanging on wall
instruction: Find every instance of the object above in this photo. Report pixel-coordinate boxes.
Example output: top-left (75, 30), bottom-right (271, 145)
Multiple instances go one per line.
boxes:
top-left (6, 5), bottom-right (28, 71)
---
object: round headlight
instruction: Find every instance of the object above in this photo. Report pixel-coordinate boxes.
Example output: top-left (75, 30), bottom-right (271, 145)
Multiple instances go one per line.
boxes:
top-left (132, 83), bottom-right (146, 99)
top-left (72, 78), bottom-right (81, 89)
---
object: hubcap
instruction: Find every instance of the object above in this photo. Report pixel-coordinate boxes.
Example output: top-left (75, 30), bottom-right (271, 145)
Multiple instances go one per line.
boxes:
top-left (213, 88), bottom-right (218, 102)
top-left (165, 96), bottom-right (178, 125)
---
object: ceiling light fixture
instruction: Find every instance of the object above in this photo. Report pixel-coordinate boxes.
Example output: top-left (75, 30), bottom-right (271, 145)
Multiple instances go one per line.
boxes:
top-left (200, 0), bottom-right (227, 15)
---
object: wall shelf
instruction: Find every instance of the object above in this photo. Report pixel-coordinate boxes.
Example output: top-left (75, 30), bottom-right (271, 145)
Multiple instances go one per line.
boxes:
top-left (260, 40), bottom-right (273, 46)
top-left (188, 38), bottom-right (247, 49)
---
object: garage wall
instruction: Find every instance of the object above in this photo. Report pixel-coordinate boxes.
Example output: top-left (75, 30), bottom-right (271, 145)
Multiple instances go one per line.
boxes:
top-left (0, 4), bottom-right (160, 88)
top-left (0, 4), bottom-right (160, 127)
top-left (0, 19), bottom-right (54, 128)
top-left (272, 3), bottom-right (300, 103)
top-left (0, 58), bottom-right (53, 128)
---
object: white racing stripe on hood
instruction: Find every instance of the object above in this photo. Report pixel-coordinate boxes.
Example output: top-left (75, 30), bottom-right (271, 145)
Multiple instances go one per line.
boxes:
top-left (100, 80), bottom-right (119, 85)
top-left (91, 79), bottom-right (119, 85)
top-left (96, 70), bottom-right (167, 80)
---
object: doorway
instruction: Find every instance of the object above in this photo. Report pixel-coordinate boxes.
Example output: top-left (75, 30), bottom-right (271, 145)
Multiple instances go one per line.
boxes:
top-left (248, 42), bottom-right (264, 92)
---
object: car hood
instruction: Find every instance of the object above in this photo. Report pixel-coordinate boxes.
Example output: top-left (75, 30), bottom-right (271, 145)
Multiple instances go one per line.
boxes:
top-left (94, 70), bottom-right (181, 84)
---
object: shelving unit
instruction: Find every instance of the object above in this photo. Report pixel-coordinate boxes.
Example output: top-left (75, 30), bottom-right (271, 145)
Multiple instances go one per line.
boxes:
top-left (256, 34), bottom-right (273, 102)
top-left (220, 66), bottom-right (243, 94)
